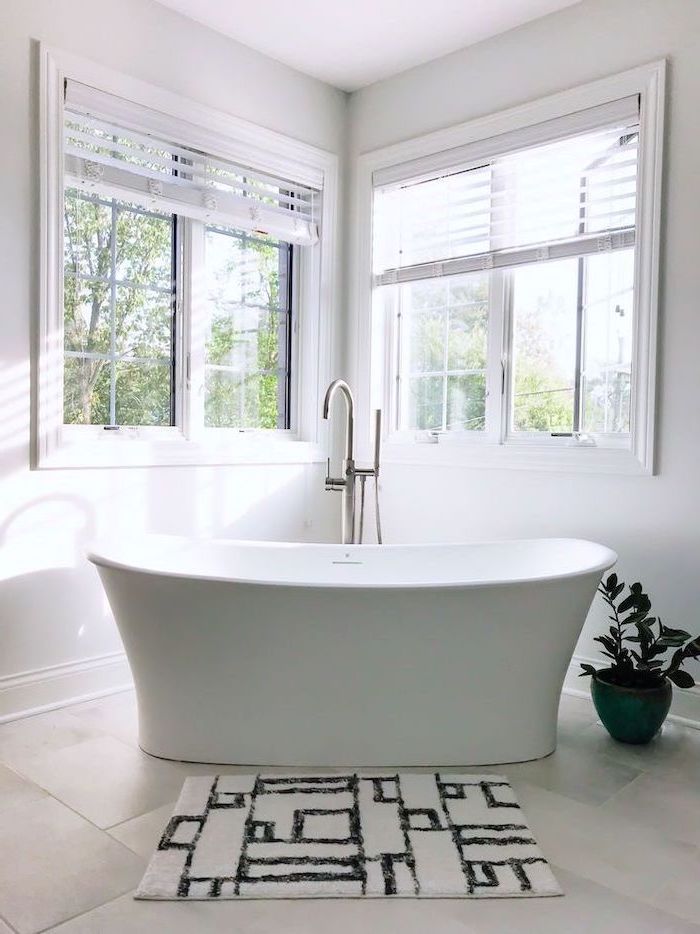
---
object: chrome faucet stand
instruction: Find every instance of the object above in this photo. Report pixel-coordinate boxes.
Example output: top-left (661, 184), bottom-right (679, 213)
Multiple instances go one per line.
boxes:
top-left (322, 379), bottom-right (382, 545)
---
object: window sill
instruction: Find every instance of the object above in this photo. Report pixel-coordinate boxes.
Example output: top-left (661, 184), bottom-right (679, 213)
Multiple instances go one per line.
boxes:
top-left (35, 435), bottom-right (325, 470)
top-left (382, 438), bottom-right (652, 475)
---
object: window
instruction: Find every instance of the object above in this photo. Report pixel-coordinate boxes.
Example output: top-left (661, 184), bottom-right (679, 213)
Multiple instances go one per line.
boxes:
top-left (38, 48), bottom-right (338, 468)
top-left (365, 64), bottom-right (664, 473)
top-left (375, 103), bottom-right (639, 445)
top-left (60, 83), bottom-right (312, 440)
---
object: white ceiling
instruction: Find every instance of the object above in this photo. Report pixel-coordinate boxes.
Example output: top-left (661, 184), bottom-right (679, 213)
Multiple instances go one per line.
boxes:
top-left (155, 0), bottom-right (582, 92)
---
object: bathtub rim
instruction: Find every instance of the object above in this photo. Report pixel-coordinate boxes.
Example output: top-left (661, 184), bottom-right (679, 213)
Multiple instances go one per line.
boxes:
top-left (87, 535), bottom-right (617, 591)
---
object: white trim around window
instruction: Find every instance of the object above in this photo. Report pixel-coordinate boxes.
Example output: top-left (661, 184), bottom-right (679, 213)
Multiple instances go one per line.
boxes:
top-left (37, 44), bottom-right (339, 469)
top-left (351, 61), bottom-right (665, 475)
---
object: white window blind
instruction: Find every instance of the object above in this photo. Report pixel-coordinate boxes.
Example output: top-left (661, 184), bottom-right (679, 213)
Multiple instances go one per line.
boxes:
top-left (373, 96), bottom-right (639, 286)
top-left (63, 80), bottom-right (320, 246)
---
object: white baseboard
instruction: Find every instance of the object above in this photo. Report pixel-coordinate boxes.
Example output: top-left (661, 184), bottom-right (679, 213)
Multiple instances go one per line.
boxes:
top-left (564, 653), bottom-right (700, 730)
top-left (0, 652), bottom-right (134, 723)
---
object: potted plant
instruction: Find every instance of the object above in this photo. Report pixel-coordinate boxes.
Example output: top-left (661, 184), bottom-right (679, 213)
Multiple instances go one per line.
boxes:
top-left (580, 573), bottom-right (700, 744)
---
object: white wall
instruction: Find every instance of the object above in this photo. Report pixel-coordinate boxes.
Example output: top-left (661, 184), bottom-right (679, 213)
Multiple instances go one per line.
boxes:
top-left (0, 0), bottom-right (345, 717)
top-left (347, 0), bottom-right (700, 715)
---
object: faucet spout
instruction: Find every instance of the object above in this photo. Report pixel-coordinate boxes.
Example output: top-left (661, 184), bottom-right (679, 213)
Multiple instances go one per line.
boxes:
top-left (322, 378), bottom-right (354, 463)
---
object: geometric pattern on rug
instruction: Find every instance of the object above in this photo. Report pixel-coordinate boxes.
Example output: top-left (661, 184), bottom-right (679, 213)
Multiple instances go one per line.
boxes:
top-left (136, 773), bottom-right (562, 899)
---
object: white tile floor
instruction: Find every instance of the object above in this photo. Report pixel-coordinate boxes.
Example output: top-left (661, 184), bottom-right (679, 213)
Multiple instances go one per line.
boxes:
top-left (0, 690), bottom-right (698, 933)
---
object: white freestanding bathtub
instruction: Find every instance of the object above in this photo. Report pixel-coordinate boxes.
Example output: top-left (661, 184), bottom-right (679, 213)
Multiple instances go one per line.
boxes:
top-left (88, 536), bottom-right (615, 766)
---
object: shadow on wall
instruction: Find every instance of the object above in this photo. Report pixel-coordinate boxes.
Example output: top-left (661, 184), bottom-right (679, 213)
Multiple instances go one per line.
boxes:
top-left (0, 464), bottom-right (337, 679)
top-left (0, 494), bottom-right (109, 674)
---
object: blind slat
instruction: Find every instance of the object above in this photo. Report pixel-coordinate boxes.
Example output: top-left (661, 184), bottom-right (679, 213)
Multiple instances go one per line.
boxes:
top-left (373, 229), bottom-right (636, 286)
top-left (374, 103), bottom-right (639, 279)
top-left (63, 81), bottom-right (320, 246)
top-left (64, 156), bottom-right (318, 246)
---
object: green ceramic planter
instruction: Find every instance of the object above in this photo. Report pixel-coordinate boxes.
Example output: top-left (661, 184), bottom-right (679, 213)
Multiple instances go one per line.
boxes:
top-left (591, 669), bottom-right (672, 744)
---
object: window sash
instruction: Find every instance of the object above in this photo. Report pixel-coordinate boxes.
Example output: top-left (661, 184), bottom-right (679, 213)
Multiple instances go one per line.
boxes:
top-left (385, 253), bottom-right (634, 446)
top-left (200, 225), bottom-right (294, 432)
top-left (62, 190), bottom-right (179, 429)
top-left (61, 202), bottom-right (297, 435)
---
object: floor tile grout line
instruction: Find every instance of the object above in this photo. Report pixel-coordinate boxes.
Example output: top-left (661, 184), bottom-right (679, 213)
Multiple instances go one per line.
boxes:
top-left (34, 885), bottom-right (138, 934)
top-left (0, 733), bottom-right (181, 834)
top-left (593, 768), bottom-right (654, 811)
top-left (104, 800), bottom-right (178, 833)
top-left (546, 862), bottom-right (700, 930)
top-left (0, 908), bottom-right (21, 934)
top-left (0, 759), bottom-right (153, 861)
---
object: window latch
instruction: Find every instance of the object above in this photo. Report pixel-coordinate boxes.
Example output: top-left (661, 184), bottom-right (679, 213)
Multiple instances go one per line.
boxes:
top-left (551, 431), bottom-right (597, 446)
top-left (415, 430), bottom-right (441, 444)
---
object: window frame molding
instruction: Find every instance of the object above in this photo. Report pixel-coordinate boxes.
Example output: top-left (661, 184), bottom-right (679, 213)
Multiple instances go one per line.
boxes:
top-left (37, 44), bottom-right (339, 469)
top-left (351, 61), bottom-right (665, 475)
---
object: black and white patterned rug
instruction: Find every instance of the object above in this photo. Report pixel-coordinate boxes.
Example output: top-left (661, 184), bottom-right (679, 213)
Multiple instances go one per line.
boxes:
top-left (136, 773), bottom-right (562, 899)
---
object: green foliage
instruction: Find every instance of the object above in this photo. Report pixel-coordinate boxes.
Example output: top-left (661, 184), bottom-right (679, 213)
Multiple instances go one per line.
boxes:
top-left (203, 230), bottom-right (287, 430)
top-left (405, 276), bottom-right (488, 431)
top-left (512, 290), bottom-right (574, 433)
top-left (512, 369), bottom-right (573, 432)
top-left (63, 190), bottom-right (174, 426)
top-left (580, 573), bottom-right (700, 689)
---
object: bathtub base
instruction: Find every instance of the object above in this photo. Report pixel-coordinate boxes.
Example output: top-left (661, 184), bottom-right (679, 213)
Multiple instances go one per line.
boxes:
top-left (137, 738), bottom-right (558, 768)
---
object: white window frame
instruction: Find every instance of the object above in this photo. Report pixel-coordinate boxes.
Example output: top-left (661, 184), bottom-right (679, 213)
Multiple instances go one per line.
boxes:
top-left (352, 61), bottom-right (665, 475)
top-left (37, 44), bottom-right (339, 469)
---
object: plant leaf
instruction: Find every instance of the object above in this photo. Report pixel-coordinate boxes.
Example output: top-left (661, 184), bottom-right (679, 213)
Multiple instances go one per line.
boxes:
top-left (661, 627), bottom-right (691, 641)
top-left (684, 637), bottom-right (700, 657)
top-left (594, 635), bottom-right (617, 653)
top-left (668, 670), bottom-right (695, 689)
top-left (579, 664), bottom-right (598, 678)
top-left (617, 594), bottom-right (638, 614)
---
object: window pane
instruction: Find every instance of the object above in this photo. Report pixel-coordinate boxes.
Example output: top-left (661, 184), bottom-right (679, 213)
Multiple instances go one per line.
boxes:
top-left (511, 258), bottom-right (578, 433)
top-left (407, 376), bottom-right (443, 431)
top-left (447, 373), bottom-right (487, 431)
top-left (205, 371), bottom-right (284, 429)
top-left (204, 227), bottom-right (291, 429)
top-left (63, 357), bottom-right (110, 425)
top-left (64, 193), bottom-right (112, 280)
top-left (447, 304), bottom-right (488, 371)
top-left (64, 277), bottom-right (111, 354)
top-left (116, 209), bottom-right (173, 288)
top-left (115, 363), bottom-right (172, 427)
top-left (407, 307), bottom-right (446, 373)
top-left (63, 189), bottom-right (175, 426)
top-left (582, 249), bottom-right (634, 433)
top-left (114, 287), bottom-right (173, 360)
top-left (399, 273), bottom-right (488, 432)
